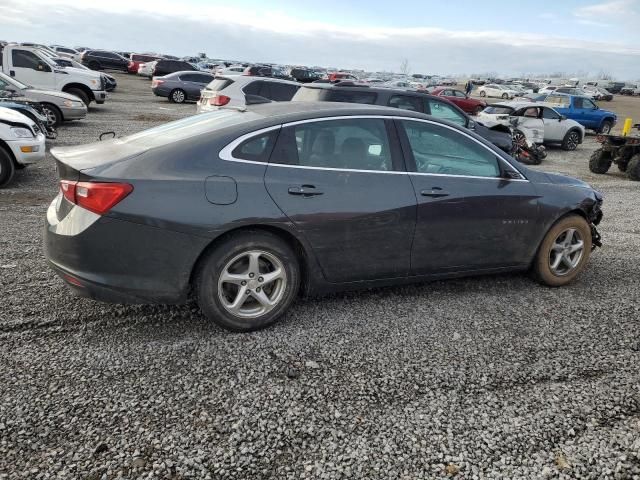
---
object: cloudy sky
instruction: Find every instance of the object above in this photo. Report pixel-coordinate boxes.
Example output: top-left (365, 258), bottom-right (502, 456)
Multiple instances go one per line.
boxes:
top-left (2, 0), bottom-right (639, 79)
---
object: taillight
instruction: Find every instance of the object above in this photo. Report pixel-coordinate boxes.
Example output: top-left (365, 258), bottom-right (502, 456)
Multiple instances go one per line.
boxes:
top-left (209, 94), bottom-right (230, 106)
top-left (59, 180), bottom-right (133, 215)
top-left (151, 79), bottom-right (164, 88)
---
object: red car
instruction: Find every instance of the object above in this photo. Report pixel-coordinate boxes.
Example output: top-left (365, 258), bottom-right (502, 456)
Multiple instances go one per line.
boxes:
top-left (326, 72), bottom-right (358, 82)
top-left (128, 54), bottom-right (163, 74)
top-left (430, 87), bottom-right (487, 115)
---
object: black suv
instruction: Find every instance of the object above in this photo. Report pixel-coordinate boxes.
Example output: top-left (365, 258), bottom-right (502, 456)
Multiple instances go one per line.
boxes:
top-left (290, 68), bottom-right (322, 83)
top-left (152, 59), bottom-right (197, 77)
top-left (292, 83), bottom-right (513, 152)
top-left (81, 50), bottom-right (129, 72)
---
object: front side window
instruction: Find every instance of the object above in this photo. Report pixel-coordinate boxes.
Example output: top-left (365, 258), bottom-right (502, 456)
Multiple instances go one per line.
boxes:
top-left (583, 98), bottom-right (597, 109)
top-left (388, 95), bottom-right (422, 112)
top-left (273, 118), bottom-right (393, 171)
top-left (574, 97), bottom-right (584, 109)
top-left (401, 120), bottom-right (499, 178)
top-left (453, 90), bottom-right (467, 98)
top-left (12, 50), bottom-right (41, 69)
top-left (425, 100), bottom-right (466, 127)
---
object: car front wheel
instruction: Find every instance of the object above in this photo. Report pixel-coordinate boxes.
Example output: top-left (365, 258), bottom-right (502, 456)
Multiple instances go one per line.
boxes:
top-left (195, 231), bottom-right (300, 331)
top-left (533, 215), bottom-right (592, 287)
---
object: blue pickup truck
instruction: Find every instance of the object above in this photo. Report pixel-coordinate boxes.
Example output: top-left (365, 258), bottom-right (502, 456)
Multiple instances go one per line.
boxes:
top-left (544, 93), bottom-right (617, 134)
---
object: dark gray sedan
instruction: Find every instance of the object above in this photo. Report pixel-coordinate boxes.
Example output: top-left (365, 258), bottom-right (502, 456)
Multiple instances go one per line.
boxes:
top-left (151, 71), bottom-right (215, 103)
top-left (44, 103), bottom-right (603, 331)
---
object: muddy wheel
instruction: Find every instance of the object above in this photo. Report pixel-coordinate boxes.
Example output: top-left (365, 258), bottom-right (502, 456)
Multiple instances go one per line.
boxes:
top-left (532, 215), bottom-right (592, 287)
top-left (588, 149), bottom-right (612, 174)
top-left (627, 154), bottom-right (640, 181)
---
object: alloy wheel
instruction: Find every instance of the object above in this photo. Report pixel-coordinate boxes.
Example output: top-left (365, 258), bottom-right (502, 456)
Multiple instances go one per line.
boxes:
top-left (549, 228), bottom-right (584, 276)
top-left (172, 90), bottom-right (185, 103)
top-left (42, 107), bottom-right (57, 126)
top-left (217, 250), bottom-right (287, 319)
top-left (567, 132), bottom-right (579, 150)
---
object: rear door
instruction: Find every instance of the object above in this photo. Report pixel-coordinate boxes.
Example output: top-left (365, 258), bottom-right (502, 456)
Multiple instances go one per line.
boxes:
top-left (264, 117), bottom-right (417, 283)
top-left (180, 73), bottom-right (213, 99)
top-left (397, 118), bottom-right (540, 274)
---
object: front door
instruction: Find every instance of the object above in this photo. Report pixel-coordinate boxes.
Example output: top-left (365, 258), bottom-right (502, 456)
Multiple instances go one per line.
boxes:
top-left (541, 107), bottom-right (566, 142)
top-left (8, 49), bottom-right (56, 90)
top-left (264, 117), bottom-right (417, 283)
top-left (396, 119), bottom-right (540, 275)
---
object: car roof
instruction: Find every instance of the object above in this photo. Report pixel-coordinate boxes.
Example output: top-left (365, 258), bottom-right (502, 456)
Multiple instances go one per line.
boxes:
top-left (216, 75), bottom-right (300, 86)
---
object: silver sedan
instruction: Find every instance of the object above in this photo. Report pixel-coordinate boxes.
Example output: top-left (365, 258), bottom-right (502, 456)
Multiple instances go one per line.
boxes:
top-left (0, 72), bottom-right (87, 127)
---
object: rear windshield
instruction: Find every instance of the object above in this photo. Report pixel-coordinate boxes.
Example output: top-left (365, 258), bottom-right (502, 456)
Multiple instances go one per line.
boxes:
top-left (121, 110), bottom-right (262, 148)
top-left (204, 78), bottom-right (234, 91)
top-left (483, 106), bottom-right (514, 114)
top-left (132, 55), bottom-right (157, 62)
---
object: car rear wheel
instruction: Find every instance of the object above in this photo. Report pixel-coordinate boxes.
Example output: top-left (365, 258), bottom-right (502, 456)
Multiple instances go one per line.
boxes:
top-left (195, 231), bottom-right (300, 332)
top-left (561, 130), bottom-right (581, 151)
top-left (533, 215), bottom-right (591, 287)
top-left (0, 147), bottom-right (16, 188)
top-left (588, 149), bottom-right (612, 174)
top-left (479, 91), bottom-right (486, 97)
top-left (627, 154), bottom-right (640, 181)
top-left (169, 89), bottom-right (186, 103)
top-left (502, 93), bottom-right (509, 99)
top-left (41, 103), bottom-right (63, 127)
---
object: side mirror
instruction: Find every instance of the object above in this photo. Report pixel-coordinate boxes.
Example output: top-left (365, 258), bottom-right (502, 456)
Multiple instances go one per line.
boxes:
top-left (37, 62), bottom-right (50, 72)
top-left (559, 115), bottom-right (566, 122)
top-left (467, 119), bottom-right (476, 130)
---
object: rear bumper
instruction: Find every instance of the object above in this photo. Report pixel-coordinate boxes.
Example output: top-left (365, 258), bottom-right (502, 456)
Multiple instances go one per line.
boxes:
top-left (44, 198), bottom-right (211, 304)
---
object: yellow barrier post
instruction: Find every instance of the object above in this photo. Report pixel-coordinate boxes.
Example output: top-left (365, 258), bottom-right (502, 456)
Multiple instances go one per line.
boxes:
top-left (623, 118), bottom-right (633, 136)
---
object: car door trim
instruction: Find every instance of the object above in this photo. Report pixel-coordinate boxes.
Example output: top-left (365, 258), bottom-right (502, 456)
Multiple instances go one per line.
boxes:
top-left (219, 115), bottom-right (528, 181)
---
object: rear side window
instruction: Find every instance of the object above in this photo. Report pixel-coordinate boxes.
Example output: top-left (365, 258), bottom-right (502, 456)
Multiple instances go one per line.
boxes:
top-left (231, 130), bottom-right (279, 162)
top-left (271, 118), bottom-right (392, 171)
top-left (542, 108), bottom-right (560, 120)
top-left (205, 78), bottom-right (234, 91)
top-left (325, 90), bottom-right (377, 104)
top-left (388, 95), bottom-right (423, 112)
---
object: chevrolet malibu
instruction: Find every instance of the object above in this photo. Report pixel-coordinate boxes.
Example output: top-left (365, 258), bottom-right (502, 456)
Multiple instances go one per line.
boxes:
top-left (44, 103), bottom-right (603, 331)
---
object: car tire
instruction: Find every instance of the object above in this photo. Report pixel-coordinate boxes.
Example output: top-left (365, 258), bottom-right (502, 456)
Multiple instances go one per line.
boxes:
top-left (479, 91), bottom-right (486, 97)
top-left (627, 154), bottom-right (640, 181)
top-left (195, 231), bottom-right (301, 332)
top-left (169, 89), bottom-right (187, 103)
top-left (532, 215), bottom-right (592, 287)
top-left (0, 147), bottom-right (16, 188)
top-left (41, 103), bottom-right (63, 128)
top-left (588, 149), bottom-right (612, 174)
top-left (599, 121), bottom-right (613, 135)
top-left (502, 93), bottom-right (509, 99)
top-left (66, 88), bottom-right (91, 106)
top-left (561, 130), bottom-right (581, 151)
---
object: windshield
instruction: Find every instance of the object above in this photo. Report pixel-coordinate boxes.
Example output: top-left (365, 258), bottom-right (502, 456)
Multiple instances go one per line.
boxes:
top-left (0, 72), bottom-right (29, 90)
top-left (483, 105), bottom-right (514, 114)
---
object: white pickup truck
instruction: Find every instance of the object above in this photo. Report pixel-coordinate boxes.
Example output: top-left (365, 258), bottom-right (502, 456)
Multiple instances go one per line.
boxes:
top-left (0, 44), bottom-right (107, 106)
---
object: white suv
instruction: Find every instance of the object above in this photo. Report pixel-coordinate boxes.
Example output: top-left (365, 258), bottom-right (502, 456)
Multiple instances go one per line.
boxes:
top-left (0, 106), bottom-right (46, 187)
top-left (197, 76), bottom-right (300, 113)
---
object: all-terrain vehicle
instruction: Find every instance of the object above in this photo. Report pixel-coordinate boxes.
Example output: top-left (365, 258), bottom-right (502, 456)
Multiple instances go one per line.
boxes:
top-left (589, 125), bottom-right (640, 180)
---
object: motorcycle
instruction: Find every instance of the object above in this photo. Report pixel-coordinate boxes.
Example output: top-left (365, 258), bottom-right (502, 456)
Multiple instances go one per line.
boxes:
top-left (508, 117), bottom-right (546, 165)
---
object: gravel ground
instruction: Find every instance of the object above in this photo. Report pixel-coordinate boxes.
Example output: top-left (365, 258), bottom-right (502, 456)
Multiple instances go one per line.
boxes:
top-left (1, 73), bottom-right (639, 480)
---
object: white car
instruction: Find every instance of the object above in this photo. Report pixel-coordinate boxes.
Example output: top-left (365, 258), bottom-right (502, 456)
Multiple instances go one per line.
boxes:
top-left (476, 101), bottom-right (585, 150)
top-left (538, 85), bottom-right (560, 95)
top-left (137, 61), bottom-right (157, 78)
top-left (0, 106), bottom-right (46, 187)
top-left (477, 84), bottom-right (519, 99)
top-left (50, 46), bottom-right (81, 62)
top-left (197, 76), bottom-right (300, 113)
top-left (216, 66), bottom-right (246, 76)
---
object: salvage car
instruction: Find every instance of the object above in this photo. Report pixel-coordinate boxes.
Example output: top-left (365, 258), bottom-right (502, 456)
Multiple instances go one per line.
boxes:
top-left (477, 84), bottom-right (520, 99)
top-left (198, 76), bottom-right (301, 113)
top-left (152, 71), bottom-right (215, 103)
top-left (0, 72), bottom-right (87, 127)
top-left (429, 87), bottom-right (487, 115)
top-left (44, 103), bottom-right (603, 331)
top-left (0, 106), bottom-right (46, 187)
top-left (476, 102), bottom-right (585, 150)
